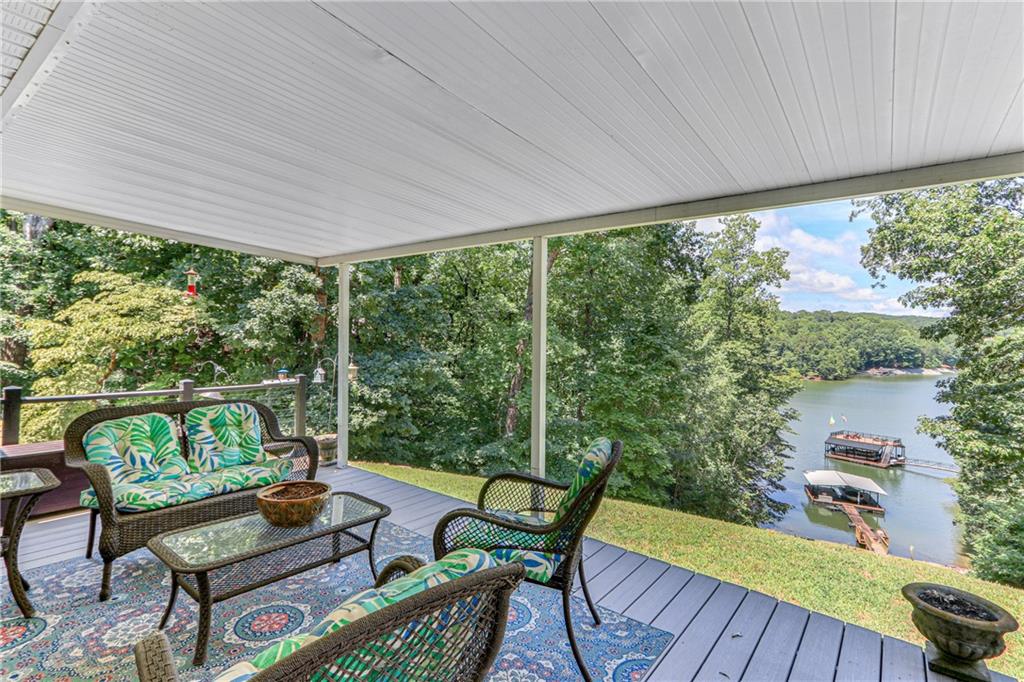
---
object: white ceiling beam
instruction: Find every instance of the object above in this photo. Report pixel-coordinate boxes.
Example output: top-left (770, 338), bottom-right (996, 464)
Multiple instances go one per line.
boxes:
top-left (318, 152), bottom-right (1024, 265)
top-left (2, 1), bottom-right (97, 120)
top-left (0, 196), bottom-right (317, 264)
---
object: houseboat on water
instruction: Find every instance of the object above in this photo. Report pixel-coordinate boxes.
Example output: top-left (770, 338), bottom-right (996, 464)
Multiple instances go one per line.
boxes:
top-left (824, 430), bottom-right (906, 468)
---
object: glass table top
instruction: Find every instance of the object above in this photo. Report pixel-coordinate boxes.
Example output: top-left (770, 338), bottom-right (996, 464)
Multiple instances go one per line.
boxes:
top-left (0, 470), bottom-right (46, 496)
top-left (154, 492), bottom-right (387, 569)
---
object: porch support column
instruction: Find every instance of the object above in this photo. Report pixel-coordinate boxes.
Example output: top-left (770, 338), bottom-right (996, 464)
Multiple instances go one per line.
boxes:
top-left (530, 237), bottom-right (548, 478)
top-left (337, 263), bottom-right (351, 467)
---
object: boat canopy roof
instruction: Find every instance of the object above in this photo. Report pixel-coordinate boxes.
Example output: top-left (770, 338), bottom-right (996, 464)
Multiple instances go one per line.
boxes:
top-left (825, 436), bottom-right (884, 452)
top-left (803, 470), bottom-right (887, 496)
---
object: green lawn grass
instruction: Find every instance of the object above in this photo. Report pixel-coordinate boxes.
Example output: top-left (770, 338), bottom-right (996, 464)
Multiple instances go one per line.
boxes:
top-left (354, 461), bottom-right (1023, 678)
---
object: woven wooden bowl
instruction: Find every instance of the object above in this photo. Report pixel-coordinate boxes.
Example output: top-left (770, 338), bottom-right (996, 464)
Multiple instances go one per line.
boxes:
top-left (256, 481), bottom-right (331, 527)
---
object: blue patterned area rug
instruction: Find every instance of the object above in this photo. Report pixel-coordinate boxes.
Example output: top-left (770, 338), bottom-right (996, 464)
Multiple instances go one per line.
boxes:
top-left (1, 521), bottom-right (671, 681)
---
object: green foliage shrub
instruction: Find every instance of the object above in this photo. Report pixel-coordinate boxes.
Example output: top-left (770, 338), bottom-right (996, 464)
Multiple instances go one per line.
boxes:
top-left (970, 497), bottom-right (1024, 588)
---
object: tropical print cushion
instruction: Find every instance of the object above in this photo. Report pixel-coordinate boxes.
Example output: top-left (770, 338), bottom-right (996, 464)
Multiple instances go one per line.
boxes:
top-left (79, 474), bottom-right (215, 512)
top-left (198, 459), bottom-right (293, 495)
top-left (553, 437), bottom-right (613, 521)
top-left (185, 403), bottom-right (266, 472)
top-left (81, 413), bottom-right (187, 485)
top-left (489, 548), bottom-right (564, 582)
top-left (451, 509), bottom-right (565, 559)
top-left (79, 460), bottom-right (291, 512)
top-left (213, 549), bottom-right (496, 682)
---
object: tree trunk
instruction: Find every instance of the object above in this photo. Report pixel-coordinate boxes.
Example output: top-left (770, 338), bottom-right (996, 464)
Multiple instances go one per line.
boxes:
top-left (502, 246), bottom-right (560, 437)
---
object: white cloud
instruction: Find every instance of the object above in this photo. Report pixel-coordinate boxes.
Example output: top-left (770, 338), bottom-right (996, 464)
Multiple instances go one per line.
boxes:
top-left (869, 297), bottom-right (947, 317)
top-left (752, 212), bottom-right (862, 266)
top-left (781, 265), bottom-right (890, 304)
top-left (692, 217), bottom-right (722, 233)
top-left (841, 287), bottom-right (882, 302)
top-left (785, 267), bottom-right (858, 294)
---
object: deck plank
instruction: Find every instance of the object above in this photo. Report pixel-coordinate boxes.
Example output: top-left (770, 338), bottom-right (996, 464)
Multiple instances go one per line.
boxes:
top-left (695, 591), bottom-right (778, 681)
top-left (647, 581), bottom-right (748, 681)
top-left (597, 557), bottom-right (670, 613)
top-left (835, 624), bottom-right (882, 682)
top-left (882, 635), bottom-right (927, 682)
top-left (583, 537), bottom-right (606, 558)
top-left (577, 544), bottom-right (626, 583)
top-left (404, 500), bottom-right (467, 535)
top-left (650, 572), bottom-right (719, 633)
top-left (742, 601), bottom-right (809, 681)
top-left (624, 564), bottom-right (696, 625)
top-left (576, 549), bottom-right (646, 601)
top-left (788, 612), bottom-right (845, 681)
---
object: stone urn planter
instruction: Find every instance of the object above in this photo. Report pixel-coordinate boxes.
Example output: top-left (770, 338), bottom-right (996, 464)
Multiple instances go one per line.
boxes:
top-left (314, 434), bottom-right (338, 465)
top-left (903, 582), bottom-right (1019, 681)
top-left (256, 481), bottom-right (331, 527)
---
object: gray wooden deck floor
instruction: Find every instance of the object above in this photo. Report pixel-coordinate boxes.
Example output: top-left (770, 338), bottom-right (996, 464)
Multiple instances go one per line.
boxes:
top-left (12, 464), bottom-right (1014, 682)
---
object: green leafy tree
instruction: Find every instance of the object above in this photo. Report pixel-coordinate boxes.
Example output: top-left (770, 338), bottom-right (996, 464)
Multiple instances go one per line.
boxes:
top-left (673, 215), bottom-right (799, 524)
top-left (21, 271), bottom-right (208, 439)
top-left (859, 178), bottom-right (1024, 585)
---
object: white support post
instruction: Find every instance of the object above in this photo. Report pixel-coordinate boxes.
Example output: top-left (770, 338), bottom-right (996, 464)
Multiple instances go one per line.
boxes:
top-left (337, 263), bottom-right (351, 467)
top-left (530, 237), bottom-right (548, 478)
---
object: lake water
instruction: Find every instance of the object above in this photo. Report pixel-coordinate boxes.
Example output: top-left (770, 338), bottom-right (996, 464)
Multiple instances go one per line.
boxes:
top-left (770, 375), bottom-right (964, 567)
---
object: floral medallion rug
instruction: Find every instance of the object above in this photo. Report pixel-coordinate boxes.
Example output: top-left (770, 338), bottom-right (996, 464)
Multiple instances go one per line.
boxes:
top-left (1, 521), bottom-right (671, 681)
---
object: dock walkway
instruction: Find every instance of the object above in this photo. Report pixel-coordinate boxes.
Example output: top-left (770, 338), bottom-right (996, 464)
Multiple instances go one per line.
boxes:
top-left (839, 503), bottom-right (890, 555)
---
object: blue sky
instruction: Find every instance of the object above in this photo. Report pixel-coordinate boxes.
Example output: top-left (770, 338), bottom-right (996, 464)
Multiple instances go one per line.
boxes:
top-left (696, 199), bottom-right (943, 317)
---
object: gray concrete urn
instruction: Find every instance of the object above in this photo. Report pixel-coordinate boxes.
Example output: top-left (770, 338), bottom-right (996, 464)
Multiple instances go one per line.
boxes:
top-left (902, 582), bottom-right (1018, 682)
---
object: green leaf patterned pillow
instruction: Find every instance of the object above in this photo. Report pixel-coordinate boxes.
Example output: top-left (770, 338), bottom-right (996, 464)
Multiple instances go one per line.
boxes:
top-left (185, 403), bottom-right (265, 472)
top-left (553, 437), bottom-right (612, 522)
top-left (82, 413), bottom-right (187, 485)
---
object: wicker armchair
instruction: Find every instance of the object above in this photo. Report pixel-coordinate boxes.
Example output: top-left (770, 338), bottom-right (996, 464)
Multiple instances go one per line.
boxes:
top-left (433, 438), bottom-right (623, 682)
top-left (135, 555), bottom-right (525, 682)
top-left (64, 399), bottom-right (317, 601)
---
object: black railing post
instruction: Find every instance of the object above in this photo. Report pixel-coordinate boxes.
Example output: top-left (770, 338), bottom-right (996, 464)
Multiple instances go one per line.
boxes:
top-left (2, 386), bottom-right (23, 445)
top-left (179, 379), bottom-right (194, 402)
top-left (294, 374), bottom-right (307, 436)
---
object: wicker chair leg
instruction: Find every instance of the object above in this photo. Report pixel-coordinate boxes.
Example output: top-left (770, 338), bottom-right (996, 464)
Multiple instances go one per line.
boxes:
top-left (577, 558), bottom-right (601, 626)
top-left (563, 584), bottom-right (592, 682)
top-left (99, 559), bottom-right (113, 601)
top-left (86, 509), bottom-right (98, 559)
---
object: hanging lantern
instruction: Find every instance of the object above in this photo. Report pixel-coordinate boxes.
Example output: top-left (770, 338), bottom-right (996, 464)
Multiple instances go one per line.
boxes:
top-left (277, 367), bottom-right (290, 381)
top-left (184, 268), bottom-right (199, 298)
top-left (347, 356), bottom-right (359, 382)
top-left (312, 366), bottom-right (326, 384)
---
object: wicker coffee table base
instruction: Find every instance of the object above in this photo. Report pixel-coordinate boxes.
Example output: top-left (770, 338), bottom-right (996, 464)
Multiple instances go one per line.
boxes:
top-left (158, 520), bottom-right (382, 665)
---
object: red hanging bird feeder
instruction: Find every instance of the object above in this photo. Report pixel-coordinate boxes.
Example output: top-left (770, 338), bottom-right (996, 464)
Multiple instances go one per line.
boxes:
top-left (184, 268), bottom-right (199, 298)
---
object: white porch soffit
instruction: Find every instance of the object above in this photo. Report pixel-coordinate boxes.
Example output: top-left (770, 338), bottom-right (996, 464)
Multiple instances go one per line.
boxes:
top-left (1, 1), bottom-right (1022, 265)
top-left (0, 1), bottom-right (58, 95)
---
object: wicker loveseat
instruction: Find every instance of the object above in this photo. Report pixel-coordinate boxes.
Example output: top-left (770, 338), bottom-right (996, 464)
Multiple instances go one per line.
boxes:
top-left (64, 399), bottom-right (317, 600)
top-left (433, 437), bottom-right (623, 682)
top-left (135, 549), bottom-right (525, 682)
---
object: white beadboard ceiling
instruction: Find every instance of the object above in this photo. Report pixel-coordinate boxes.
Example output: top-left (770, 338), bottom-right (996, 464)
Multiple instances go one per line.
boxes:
top-left (1, 1), bottom-right (1022, 264)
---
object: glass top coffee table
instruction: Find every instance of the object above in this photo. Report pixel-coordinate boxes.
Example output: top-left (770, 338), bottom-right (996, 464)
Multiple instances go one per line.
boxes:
top-left (1, 468), bottom-right (60, 618)
top-left (148, 491), bottom-right (390, 665)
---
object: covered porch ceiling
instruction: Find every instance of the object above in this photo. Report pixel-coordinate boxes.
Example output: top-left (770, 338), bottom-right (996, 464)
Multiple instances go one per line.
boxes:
top-left (1, 1), bottom-right (1022, 265)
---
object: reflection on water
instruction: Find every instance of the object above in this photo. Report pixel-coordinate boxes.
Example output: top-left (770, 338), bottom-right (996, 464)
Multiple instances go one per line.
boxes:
top-left (770, 375), bottom-right (965, 567)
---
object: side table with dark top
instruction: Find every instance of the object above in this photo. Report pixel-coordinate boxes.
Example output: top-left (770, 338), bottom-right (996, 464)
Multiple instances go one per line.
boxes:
top-left (1, 467), bottom-right (60, 617)
top-left (148, 491), bottom-right (391, 665)
top-left (0, 441), bottom-right (87, 517)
